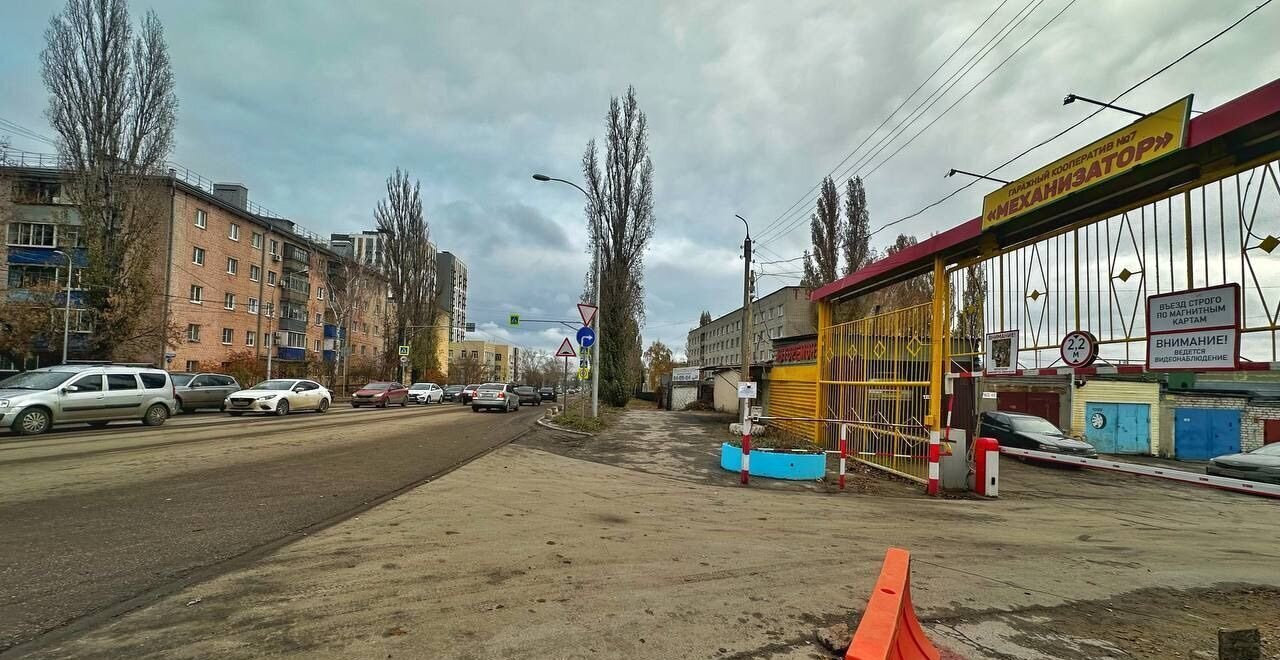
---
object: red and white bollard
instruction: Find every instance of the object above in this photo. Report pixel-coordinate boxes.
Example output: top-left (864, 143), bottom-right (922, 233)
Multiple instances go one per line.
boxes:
top-left (740, 419), bottom-right (751, 485)
top-left (974, 437), bottom-right (1000, 497)
top-left (838, 424), bottom-right (848, 491)
top-left (926, 430), bottom-right (941, 496)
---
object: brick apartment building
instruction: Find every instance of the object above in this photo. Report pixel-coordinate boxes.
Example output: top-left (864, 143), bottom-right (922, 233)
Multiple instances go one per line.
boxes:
top-left (0, 154), bottom-right (395, 381)
top-left (686, 285), bottom-right (815, 368)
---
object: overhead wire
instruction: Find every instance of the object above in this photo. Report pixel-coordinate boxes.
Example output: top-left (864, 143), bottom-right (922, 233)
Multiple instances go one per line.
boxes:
top-left (756, 0), bottom-right (1054, 246)
top-left (749, 0), bottom-right (1013, 242)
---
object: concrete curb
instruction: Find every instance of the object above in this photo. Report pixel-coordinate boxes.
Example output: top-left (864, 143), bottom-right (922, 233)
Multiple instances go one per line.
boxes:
top-left (536, 417), bottom-right (594, 437)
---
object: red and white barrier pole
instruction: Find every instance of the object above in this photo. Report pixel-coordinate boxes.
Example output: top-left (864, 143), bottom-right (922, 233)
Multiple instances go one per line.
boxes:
top-left (926, 430), bottom-right (941, 496)
top-left (838, 424), bottom-right (848, 490)
top-left (974, 437), bottom-right (999, 497)
top-left (740, 419), bottom-right (751, 485)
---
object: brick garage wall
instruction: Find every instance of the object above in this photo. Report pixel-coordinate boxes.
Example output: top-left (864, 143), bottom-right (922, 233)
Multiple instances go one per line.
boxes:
top-left (1243, 401), bottom-right (1280, 452)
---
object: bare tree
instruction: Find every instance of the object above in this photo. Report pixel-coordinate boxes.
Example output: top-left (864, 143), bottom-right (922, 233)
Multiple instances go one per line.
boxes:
top-left (321, 257), bottom-right (379, 393)
top-left (40, 0), bottom-right (178, 360)
top-left (802, 176), bottom-right (842, 288)
top-left (374, 168), bottom-right (437, 379)
top-left (581, 86), bottom-right (655, 406)
top-left (450, 352), bottom-right (489, 385)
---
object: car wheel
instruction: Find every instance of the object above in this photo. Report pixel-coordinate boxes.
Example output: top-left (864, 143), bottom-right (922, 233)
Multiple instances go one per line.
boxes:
top-left (378, 400), bottom-right (387, 409)
top-left (317, 398), bottom-right (330, 414)
top-left (400, 397), bottom-right (407, 408)
top-left (472, 406), bottom-right (480, 413)
top-left (276, 399), bottom-right (290, 416)
top-left (142, 404), bottom-right (169, 427)
top-left (14, 408), bottom-right (52, 436)
top-left (175, 398), bottom-right (187, 414)
top-left (351, 403), bottom-right (359, 408)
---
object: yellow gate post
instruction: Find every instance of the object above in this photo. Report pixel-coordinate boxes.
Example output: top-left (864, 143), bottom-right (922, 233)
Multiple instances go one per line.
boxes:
top-left (815, 300), bottom-right (832, 446)
top-left (927, 256), bottom-right (947, 495)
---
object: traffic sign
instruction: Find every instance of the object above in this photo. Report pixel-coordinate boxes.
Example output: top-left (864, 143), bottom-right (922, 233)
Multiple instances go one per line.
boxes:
top-left (399, 356), bottom-right (409, 367)
top-left (577, 303), bottom-right (597, 327)
top-left (508, 313), bottom-right (520, 327)
top-left (397, 345), bottom-right (410, 356)
top-left (555, 338), bottom-right (577, 358)
top-left (576, 326), bottom-right (596, 348)
top-left (577, 367), bottom-right (590, 380)
top-left (1060, 330), bottom-right (1098, 368)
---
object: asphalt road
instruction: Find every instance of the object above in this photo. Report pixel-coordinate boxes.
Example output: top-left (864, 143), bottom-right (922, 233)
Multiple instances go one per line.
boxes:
top-left (0, 402), bottom-right (538, 655)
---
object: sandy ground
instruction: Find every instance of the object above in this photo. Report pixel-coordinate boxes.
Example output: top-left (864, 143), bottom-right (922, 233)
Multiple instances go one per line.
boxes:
top-left (17, 409), bottom-right (1280, 660)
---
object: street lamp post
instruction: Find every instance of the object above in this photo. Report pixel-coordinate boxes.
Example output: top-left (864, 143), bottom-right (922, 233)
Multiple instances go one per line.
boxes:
top-left (734, 214), bottom-right (752, 426)
top-left (533, 173), bottom-right (600, 418)
top-left (52, 250), bottom-right (74, 365)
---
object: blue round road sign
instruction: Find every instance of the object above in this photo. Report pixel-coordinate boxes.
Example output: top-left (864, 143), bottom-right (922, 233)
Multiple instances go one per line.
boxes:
top-left (577, 326), bottom-right (596, 348)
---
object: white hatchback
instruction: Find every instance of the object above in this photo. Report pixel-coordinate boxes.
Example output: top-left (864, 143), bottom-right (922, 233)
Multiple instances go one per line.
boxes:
top-left (224, 379), bottom-right (331, 416)
top-left (407, 382), bottom-right (444, 404)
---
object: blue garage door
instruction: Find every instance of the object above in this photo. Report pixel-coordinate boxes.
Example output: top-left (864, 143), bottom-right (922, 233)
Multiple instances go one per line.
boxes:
top-left (1174, 408), bottom-right (1241, 460)
top-left (1084, 402), bottom-right (1151, 454)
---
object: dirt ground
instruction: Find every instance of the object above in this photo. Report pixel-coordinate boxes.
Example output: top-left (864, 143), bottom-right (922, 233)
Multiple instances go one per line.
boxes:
top-left (21, 408), bottom-right (1280, 659)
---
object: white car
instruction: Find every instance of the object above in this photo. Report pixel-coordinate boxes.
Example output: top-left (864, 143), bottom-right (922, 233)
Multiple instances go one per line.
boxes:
top-left (407, 382), bottom-right (444, 404)
top-left (224, 378), bottom-right (331, 416)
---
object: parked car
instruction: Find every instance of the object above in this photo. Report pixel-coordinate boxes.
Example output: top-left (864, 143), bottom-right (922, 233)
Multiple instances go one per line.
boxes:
top-left (1206, 443), bottom-right (1280, 484)
top-left (471, 382), bottom-right (519, 413)
top-left (515, 386), bottom-right (541, 406)
top-left (539, 386), bottom-right (557, 402)
top-left (171, 372), bottom-right (241, 412)
top-left (442, 385), bottom-right (464, 402)
top-left (0, 364), bottom-right (176, 435)
top-left (351, 382), bottom-right (409, 408)
top-left (407, 382), bottom-right (444, 404)
top-left (224, 379), bottom-right (330, 416)
top-left (460, 384), bottom-right (480, 404)
top-left (978, 411), bottom-right (1098, 457)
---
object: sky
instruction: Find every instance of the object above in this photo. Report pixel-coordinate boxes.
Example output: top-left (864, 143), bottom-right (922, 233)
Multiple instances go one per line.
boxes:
top-left (2, 0), bottom-right (1278, 360)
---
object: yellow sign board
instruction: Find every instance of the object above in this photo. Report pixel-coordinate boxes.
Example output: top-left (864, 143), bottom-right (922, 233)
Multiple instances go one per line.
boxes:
top-left (982, 95), bottom-right (1192, 230)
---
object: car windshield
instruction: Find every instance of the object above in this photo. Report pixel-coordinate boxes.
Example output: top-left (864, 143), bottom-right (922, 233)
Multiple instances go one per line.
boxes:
top-left (1250, 443), bottom-right (1280, 456)
top-left (516, 386), bottom-right (533, 393)
top-left (170, 374), bottom-right (195, 386)
top-left (0, 370), bottom-right (75, 390)
top-left (1013, 417), bottom-right (1063, 435)
top-left (465, 385), bottom-right (478, 390)
top-left (445, 386), bottom-right (462, 392)
top-left (410, 383), bottom-right (432, 389)
top-left (479, 383), bottom-right (505, 390)
top-left (251, 379), bottom-right (297, 391)
top-left (362, 383), bottom-right (391, 390)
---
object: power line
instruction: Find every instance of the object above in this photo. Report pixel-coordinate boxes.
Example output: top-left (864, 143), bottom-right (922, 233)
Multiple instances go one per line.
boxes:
top-left (750, 0), bottom-right (1013, 241)
top-left (756, 0), bottom-right (1052, 245)
top-left (0, 117), bottom-right (57, 147)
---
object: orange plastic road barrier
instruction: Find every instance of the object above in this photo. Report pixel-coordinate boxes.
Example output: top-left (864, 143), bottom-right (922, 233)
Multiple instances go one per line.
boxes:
top-left (845, 548), bottom-right (940, 660)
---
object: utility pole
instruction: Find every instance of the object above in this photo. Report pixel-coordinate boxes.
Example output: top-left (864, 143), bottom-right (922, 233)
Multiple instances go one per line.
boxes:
top-left (736, 214), bottom-right (753, 424)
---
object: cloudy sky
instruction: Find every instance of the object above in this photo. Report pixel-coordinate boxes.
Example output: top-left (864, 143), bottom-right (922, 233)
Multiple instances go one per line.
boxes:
top-left (2, 0), bottom-right (1277, 359)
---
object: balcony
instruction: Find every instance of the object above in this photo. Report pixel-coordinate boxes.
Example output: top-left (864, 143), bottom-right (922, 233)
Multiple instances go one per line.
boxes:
top-left (6, 246), bottom-right (87, 267)
top-left (277, 317), bottom-right (306, 333)
top-left (323, 349), bottom-right (337, 362)
top-left (277, 346), bottom-right (305, 361)
top-left (323, 324), bottom-right (338, 339)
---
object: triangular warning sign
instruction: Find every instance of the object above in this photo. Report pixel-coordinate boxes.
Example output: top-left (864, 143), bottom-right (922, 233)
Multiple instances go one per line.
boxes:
top-left (577, 303), bottom-right (597, 327)
top-left (555, 338), bottom-right (577, 358)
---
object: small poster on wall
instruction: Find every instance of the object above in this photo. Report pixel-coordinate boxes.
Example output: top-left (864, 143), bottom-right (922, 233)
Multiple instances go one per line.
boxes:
top-left (985, 330), bottom-right (1020, 375)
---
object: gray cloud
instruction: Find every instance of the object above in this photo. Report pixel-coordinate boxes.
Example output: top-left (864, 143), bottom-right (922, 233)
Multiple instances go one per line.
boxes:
top-left (2, 0), bottom-right (1277, 360)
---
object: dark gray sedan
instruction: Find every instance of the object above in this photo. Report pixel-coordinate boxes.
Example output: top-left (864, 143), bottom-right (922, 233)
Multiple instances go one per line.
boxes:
top-left (172, 372), bottom-right (241, 412)
top-left (1207, 443), bottom-right (1280, 485)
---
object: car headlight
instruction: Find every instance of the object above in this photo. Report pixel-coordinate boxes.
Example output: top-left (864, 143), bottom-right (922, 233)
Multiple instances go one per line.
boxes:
top-left (0, 400), bottom-right (9, 408)
top-left (257, 394), bottom-right (278, 400)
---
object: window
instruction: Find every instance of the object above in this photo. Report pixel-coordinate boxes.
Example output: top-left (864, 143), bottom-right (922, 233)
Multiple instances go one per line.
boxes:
top-left (314, 313), bottom-right (323, 326)
top-left (313, 339), bottom-right (321, 352)
top-left (247, 297), bottom-right (259, 314)
top-left (267, 271), bottom-right (277, 286)
top-left (192, 246), bottom-right (205, 265)
top-left (316, 286), bottom-right (325, 301)
top-left (11, 180), bottom-right (64, 204)
top-left (286, 331), bottom-right (306, 347)
top-left (6, 222), bottom-right (57, 247)
top-left (264, 302), bottom-right (275, 318)
top-left (6, 264), bottom-right (57, 288)
top-left (226, 257), bottom-right (238, 275)
top-left (189, 284), bottom-right (203, 304)
top-left (251, 232), bottom-right (263, 249)
top-left (246, 330), bottom-right (256, 346)
top-left (139, 372), bottom-right (167, 389)
top-left (186, 324), bottom-right (201, 342)
top-left (195, 209), bottom-right (207, 229)
top-left (269, 239), bottom-right (280, 257)
top-left (69, 374), bottom-right (104, 392)
top-left (221, 328), bottom-right (234, 345)
top-left (229, 223), bottom-right (240, 241)
top-left (224, 292), bottom-right (236, 310)
top-left (185, 360), bottom-right (199, 372)
top-left (107, 373), bottom-right (138, 390)
top-left (249, 265), bottom-right (261, 282)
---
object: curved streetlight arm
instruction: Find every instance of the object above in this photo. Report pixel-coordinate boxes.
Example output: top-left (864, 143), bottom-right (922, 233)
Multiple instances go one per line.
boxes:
top-left (734, 213), bottom-right (750, 239)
